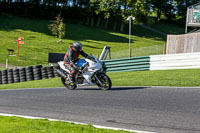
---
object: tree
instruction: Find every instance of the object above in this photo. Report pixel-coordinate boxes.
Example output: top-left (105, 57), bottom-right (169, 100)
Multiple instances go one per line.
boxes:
top-left (48, 13), bottom-right (66, 42)
top-left (146, 0), bottom-right (167, 21)
top-left (90, 0), bottom-right (146, 31)
top-left (163, 0), bottom-right (176, 21)
top-left (175, 0), bottom-right (200, 19)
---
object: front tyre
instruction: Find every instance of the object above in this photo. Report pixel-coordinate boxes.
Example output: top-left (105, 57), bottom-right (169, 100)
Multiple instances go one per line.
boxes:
top-left (61, 77), bottom-right (77, 90)
top-left (96, 74), bottom-right (112, 90)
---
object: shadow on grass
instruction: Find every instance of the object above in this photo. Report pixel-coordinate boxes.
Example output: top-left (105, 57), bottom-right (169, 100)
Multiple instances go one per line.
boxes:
top-left (0, 15), bottom-right (131, 43)
top-left (0, 14), bottom-right (165, 44)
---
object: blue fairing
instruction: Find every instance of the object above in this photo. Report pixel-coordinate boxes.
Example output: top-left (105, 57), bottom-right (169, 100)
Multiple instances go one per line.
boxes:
top-left (76, 59), bottom-right (86, 67)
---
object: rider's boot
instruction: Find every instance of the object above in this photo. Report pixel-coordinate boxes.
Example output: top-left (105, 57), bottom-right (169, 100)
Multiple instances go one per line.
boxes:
top-left (69, 75), bottom-right (75, 83)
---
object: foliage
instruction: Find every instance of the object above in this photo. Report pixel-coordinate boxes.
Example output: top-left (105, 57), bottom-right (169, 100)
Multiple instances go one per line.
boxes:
top-left (58, 20), bottom-right (66, 39)
top-left (1, 0), bottom-right (200, 24)
top-left (48, 13), bottom-right (66, 39)
top-left (176, 0), bottom-right (200, 19)
top-left (1, 0), bottom-right (200, 31)
top-left (90, 0), bottom-right (146, 21)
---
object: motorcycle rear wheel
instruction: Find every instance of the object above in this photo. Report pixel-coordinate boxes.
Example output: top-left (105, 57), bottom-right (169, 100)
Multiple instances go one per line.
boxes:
top-left (61, 77), bottom-right (77, 90)
top-left (96, 74), bottom-right (112, 90)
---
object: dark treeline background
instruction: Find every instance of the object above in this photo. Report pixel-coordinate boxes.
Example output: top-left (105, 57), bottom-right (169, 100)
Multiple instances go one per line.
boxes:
top-left (0, 0), bottom-right (199, 32)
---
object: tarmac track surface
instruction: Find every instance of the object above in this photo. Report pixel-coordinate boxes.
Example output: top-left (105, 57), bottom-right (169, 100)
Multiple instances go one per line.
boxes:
top-left (0, 86), bottom-right (200, 133)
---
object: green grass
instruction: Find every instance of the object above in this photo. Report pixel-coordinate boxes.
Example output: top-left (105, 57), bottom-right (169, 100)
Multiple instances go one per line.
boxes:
top-left (0, 116), bottom-right (133, 133)
top-left (0, 14), bottom-right (165, 66)
top-left (1, 69), bottom-right (200, 89)
top-left (0, 66), bottom-right (6, 70)
top-left (108, 69), bottom-right (200, 87)
top-left (0, 78), bottom-right (62, 89)
top-left (151, 22), bottom-right (185, 35)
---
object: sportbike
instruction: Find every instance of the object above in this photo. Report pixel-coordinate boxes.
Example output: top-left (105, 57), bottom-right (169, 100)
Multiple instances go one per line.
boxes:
top-left (57, 54), bottom-right (112, 90)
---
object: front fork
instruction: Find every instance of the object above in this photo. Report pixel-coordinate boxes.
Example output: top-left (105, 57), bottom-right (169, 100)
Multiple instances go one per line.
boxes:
top-left (94, 74), bottom-right (103, 86)
top-left (93, 71), bottom-right (106, 86)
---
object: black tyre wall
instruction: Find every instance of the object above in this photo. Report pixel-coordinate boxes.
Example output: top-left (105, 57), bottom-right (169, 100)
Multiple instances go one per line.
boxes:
top-left (47, 66), bottom-right (55, 78)
top-left (7, 69), bottom-right (14, 84)
top-left (25, 66), bottom-right (34, 81)
top-left (13, 69), bottom-right (20, 83)
top-left (19, 68), bottom-right (26, 82)
top-left (2, 70), bottom-right (8, 84)
top-left (33, 65), bottom-right (42, 80)
top-left (53, 66), bottom-right (60, 77)
top-left (41, 67), bottom-right (48, 79)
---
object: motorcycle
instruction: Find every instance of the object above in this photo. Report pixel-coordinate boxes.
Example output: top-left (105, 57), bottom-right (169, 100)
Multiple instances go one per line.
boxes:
top-left (57, 54), bottom-right (112, 90)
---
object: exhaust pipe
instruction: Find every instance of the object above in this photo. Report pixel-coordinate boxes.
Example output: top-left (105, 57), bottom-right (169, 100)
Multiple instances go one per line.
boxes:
top-left (57, 69), bottom-right (67, 78)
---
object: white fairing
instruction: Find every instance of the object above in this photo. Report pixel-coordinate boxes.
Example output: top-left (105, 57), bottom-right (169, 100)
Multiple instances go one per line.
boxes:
top-left (58, 55), bottom-right (103, 86)
top-left (58, 61), bottom-right (70, 73)
top-left (83, 55), bottom-right (102, 85)
top-left (86, 56), bottom-right (102, 70)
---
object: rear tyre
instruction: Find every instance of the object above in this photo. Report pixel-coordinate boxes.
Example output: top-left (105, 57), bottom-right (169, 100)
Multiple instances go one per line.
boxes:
top-left (61, 77), bottom-right (77, 90)
top-left (96, 73), bottom-right (112, 90)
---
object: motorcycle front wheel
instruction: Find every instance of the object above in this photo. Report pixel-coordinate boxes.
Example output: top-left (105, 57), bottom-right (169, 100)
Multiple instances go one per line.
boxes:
top-left (96, 74), bottom-right (112, 90)
top-left (61, 77), bottom-right (77, 90)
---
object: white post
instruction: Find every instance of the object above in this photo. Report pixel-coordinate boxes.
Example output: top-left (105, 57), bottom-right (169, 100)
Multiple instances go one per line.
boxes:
top-left (127, 16), bottom-right (135, 57)
top-left (6, 58), bottom-right (8, 69)
top-left (129, 19), bottom-right (131, 57)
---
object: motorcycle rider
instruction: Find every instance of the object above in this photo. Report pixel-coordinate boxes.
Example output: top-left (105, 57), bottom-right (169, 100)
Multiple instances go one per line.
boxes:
top-left (64, 41), bottom-right (91, 83)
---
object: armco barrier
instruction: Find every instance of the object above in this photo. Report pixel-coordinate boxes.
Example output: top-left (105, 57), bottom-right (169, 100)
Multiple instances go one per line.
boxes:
top-left (103, 56), bottom-right (150, 72)
top-left (150, 52), bottom-right (200, 70)
top-left (2, 52), bottom-right (200, 85)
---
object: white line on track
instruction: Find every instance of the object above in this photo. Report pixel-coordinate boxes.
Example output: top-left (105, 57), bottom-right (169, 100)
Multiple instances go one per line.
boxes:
top-left (0, 113), bottom-right (155, 133)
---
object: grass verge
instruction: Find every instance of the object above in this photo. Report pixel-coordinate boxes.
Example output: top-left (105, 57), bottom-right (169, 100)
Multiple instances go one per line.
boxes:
top-left (0, 116), bottom-right (133, 133)
top-left (0, 14), bottom-right (164, 66)
top-left (0, 69), bottom-right (200, 89)
top-left (151, 22), bottom-right (185, 35)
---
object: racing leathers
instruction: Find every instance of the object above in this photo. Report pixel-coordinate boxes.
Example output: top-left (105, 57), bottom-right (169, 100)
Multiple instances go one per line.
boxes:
top-left (64, 45), bottom-right (88, 82)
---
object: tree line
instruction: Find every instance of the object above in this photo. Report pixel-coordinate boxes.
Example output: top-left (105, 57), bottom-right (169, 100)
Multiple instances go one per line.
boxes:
top-left (0, 0), bottom-right (199, 32)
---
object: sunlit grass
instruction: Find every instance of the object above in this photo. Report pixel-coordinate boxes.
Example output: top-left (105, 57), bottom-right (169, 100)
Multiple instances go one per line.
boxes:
top-left (1, 69), bottom-right (200, 89)
top-left (0, 15), bottom-right (165, 66)
top-left (0, 116), bottom-right (134, 133)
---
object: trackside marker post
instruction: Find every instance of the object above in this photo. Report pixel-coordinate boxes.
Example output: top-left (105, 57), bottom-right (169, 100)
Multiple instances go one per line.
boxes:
top-left (14, 37), bottom-right (24, 57)
top-left (127, 16), bottom-right (135, 57)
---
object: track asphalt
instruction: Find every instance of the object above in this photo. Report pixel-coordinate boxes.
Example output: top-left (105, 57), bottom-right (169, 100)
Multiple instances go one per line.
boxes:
top-left (0, 86), bottom-right (200, 133)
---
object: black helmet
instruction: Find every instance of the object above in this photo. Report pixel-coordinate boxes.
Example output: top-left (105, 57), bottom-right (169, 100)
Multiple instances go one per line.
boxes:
top-left (72, 41), bottom-right (82, 52)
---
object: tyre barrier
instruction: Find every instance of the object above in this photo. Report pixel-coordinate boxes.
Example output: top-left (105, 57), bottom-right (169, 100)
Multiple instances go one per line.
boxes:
top-left (26, 66), bottom-right (34, 81)
top-left (0, 65), bottom-right (60, 85)
top-left (13, 69), bottom-right (20, 83)
top-left (47, 66), bottom-right (54, 78)
top-left (7, 69), bottom-right (14, 84)
top-left (19, 68), bottom-right (26, 82)
top-left (33, 65), bottom-right (42, 80)
top-left (41, 67), bottom-right (48, 79)
top-left (2, 70), bottom-right (8, 84)
top-left (53, 66), bottom-right (60, 77)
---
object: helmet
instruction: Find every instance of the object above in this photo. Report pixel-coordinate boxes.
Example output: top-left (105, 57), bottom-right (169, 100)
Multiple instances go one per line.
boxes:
top-left (72, 41), bottom-right (82, 52)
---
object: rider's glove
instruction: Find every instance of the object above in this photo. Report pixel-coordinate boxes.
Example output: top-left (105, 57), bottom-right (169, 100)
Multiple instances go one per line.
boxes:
top-left (78, 67), bottom-right (82, 71)
top-left (75, 66), bottom-right (82, 71)
top-left (87, 55), bottom-right (95, 61)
